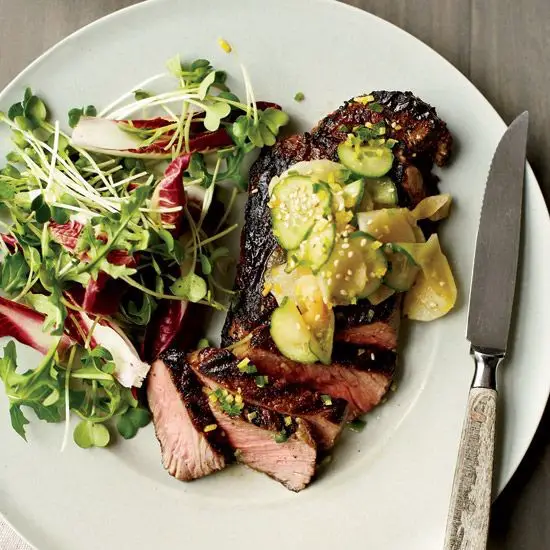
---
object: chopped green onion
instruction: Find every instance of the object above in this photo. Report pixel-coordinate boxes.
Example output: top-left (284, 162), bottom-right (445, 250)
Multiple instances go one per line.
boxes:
top-left (255, 375), bottom-right (269, 388)
top-left (294, 92), bottom-right (305, 102)
top-left (321, 394), bottom-right (333, 406)
top-left (274, 430), bottom-right (289, 443)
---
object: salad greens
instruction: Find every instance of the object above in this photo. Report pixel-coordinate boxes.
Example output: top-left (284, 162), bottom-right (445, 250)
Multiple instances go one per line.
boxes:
top-left (0, 52), bottom-right (289, 448)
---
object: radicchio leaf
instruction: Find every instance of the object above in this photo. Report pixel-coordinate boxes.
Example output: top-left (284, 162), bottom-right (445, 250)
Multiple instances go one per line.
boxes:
top-left (150, 154), bottom-right (190, 235)
top-left (71, 117), bottom-right (233, 159)
top-left (0, 296), bottom-right (75, 355)
top-left (143, 299), bottom-right (189, 361)
top-left (1, 234), bottom-right (19, 253)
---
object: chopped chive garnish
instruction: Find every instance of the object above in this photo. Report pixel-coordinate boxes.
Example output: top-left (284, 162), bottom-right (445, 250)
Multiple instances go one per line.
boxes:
top-left (204, 424), bottom-right (217, 432)
top-left (274, 430), bottom-right (289, 443)
top-left (348, 418), bottom-right (367, 433)
top-left (321, 394), bottom-right (333, 406)
top-left (247, 411), bottom-right (258, 422)
top-left (284, 416), bottom-right (292, 427)
top-left (294, 92), bottom-right (305, 102)
top-left (255, 375), bottom-right (269, 388)
top-left (367, 102), bottom-right (383, 113)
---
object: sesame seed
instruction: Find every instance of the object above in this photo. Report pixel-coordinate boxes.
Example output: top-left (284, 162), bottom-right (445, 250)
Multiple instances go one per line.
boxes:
top-left (336, 274), bottom-right (342, 279)
top-left (360, 239), bottom-right (367, 247)
top-left (344, 276), bottom-right (350, 281)
top-left (339, 250), bottom-right (345, 257)
top-left (340, 289), bottom-right (348, 296)
top-left (315, 314), bottom-right (321, 321)
top-left (429, 302), bottom-right (437, 309)
top-left (327, 278), bottom-right (333, 285)
top-left (439, 281), bottom-right (446, 287)
top-left (370, 352), bottom-right (375, 361)
top-left (347, 269), bottom-right (353, 276)
top-left (348, 251), bottom-right (354, 258)
top-left (250, 188), bottom-right (258, 195)
top-left (334, 259), bottom-right (340, 266)
top-left (296, 322), bottom-right (301, 330)
top-left (342, 243), bottom-right (350, 249)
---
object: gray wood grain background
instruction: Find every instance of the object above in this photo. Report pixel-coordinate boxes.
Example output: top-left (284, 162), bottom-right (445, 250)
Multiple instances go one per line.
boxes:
top-left (0, 0), bottom-right (548, 548)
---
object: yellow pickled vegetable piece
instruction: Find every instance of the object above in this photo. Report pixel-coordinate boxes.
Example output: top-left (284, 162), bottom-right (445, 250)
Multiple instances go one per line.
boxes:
top-left (401, 234), bottom-right (457, 321)
top-left (357, 208), bottom-right (417, 243)
top-left (411, 194), bottom-right (452, 222)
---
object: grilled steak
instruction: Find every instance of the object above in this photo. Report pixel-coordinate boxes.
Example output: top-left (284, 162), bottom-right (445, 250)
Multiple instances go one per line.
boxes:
top-left (147, 350), bottom-right (231, 481)
top-left (233, 326), bottom-right (395, 416)
top-left (209, 403), bottom-right (317, 492)
top-left (222, 91), bottom-right (452, 347)
top-left (187, 347), bottom-right (350, 450)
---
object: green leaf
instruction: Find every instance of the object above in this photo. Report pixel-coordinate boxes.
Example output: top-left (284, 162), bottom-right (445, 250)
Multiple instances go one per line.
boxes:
top-left (199, 253), bottom-right (212, 275)
top-left (218, 91), bottom-right (240, 103)
top-left (24, 96), bottom-right (47, 125)
top-left (68, 108), bottom-right (84, 128)
top-left (232, 116), bottom-right (249, 142)
top-left (1, 164), bottom-right (22, 179)
top-left (258, 122), bottom-right (276, 146)
top-left (133, 89), bottom-right (151, 101)
top-left (73, 420), bottom-right (111, 449)
top-left (247, 124), bottom-right (263, 148)
top-left (84, 105), bottom-right (97, 117)
top-left (203, 101), bottom-right (231, 132)
top-left (210, 246), bottom-right (229, 263)
top-left (126, 406), bottom-right (151, 428)
top-left (116, 415), bottom-right (137, 439)
top-left (51, 206), bottom-right (70, 224)
top-left (8, 102), bottom-right (23, 121)
top-left (166, 54), bottom-right (183, 77)
top-left (260, 108), bottom-right (289, 135)
top-left (197, 71), bottom-right (217, 100)
top-left (0, 251), bottom-right (29, 293)
top-left (9, 405), bottom-right (29, 440)
top-left (158, 228), bottom-right (174, 252)
top-left (170, 272), bottom-right (207, 302)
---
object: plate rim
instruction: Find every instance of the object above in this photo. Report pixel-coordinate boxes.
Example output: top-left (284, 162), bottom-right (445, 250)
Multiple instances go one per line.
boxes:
top-left (0, 0), bottom-right (548, 547)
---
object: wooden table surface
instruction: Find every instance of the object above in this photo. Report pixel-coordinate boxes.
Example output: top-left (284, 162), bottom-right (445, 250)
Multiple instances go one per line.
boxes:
top-left (0, 0), bottom-right (548, 548)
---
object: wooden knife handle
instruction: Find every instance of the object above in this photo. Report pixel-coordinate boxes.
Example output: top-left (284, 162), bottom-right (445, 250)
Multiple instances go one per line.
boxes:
top-left (443, 387), bottom-right (497, 550)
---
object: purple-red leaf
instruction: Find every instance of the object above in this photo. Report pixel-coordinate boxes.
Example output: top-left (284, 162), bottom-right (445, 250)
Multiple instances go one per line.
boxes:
top-left (0, 296), bottom-right (75, 355)
top-left (150, 154), bottom-right (190, 235)
top-left (143, 299), bottom-right (189, 361)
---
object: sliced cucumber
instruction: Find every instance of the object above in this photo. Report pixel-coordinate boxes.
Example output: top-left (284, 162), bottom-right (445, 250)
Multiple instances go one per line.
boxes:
top-left (270, 297), bottom-right (318, 363)
top-left (365, 176), bottom-right (398, 208)
top-left (357, 208), bottom-right (417, 243)
top-left (319, 232), bottom-right (387, 305)
top-left (358, 187), bottom-right (374, 212)
top-left (367, 284), bottom-right (395, 306)
top-left (337, 142), bottom-right (394, 178)
top-left (270, 175), bottom-right (332, 251)
top-left (383, 244), bottom-right (421, 292)
top-left (342, 179), bottom-right (365, 210)
top-left (295, 218), bottom-right (336, 273)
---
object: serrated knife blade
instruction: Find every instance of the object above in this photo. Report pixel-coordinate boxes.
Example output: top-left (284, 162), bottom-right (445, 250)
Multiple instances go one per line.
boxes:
top-left (444, 112), bottom-right (529, 550)
top-left (466, 111), bottom-right (529, 352)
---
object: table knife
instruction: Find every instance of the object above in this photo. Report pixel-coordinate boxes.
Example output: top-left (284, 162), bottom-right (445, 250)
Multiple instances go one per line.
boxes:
top-left (443, 112), bottom-right (529, 550)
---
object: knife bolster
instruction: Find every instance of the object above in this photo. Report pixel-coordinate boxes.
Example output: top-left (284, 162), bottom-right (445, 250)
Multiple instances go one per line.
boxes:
top-left (470, 347), bottom-right (504, 390)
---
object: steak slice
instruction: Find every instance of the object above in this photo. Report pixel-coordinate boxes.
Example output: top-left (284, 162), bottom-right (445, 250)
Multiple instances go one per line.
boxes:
top-left (209, 402), bottom-right (317, 492)
top-left (221, 91), bottom-right (452, 347)
top-left (233, 326), bottom-right (395, 416)
top-left (147, 350), bottom-right (231, 481)
top-left (187, 347), bottom-right (350, 450)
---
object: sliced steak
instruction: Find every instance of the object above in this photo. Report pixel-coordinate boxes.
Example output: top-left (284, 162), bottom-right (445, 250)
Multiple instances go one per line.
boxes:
top-left (187, 347), bottom-right (350, 450)
top-left (233, 326), bottom-right (395, 416)
top-left (222, 91), bottom-right (452, 347)
top-left (147, 350), bottom-right (231, 481)
top-left (209, 402), bottom-right (317, 492)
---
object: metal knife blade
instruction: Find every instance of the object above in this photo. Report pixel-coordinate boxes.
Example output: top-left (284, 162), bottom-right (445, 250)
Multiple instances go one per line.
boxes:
top-left (467, 112), bottom-right (529, 353)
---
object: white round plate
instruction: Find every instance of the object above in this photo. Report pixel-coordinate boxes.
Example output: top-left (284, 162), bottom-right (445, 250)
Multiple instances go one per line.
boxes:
top-left (1, 1), bottom-right (549, 549)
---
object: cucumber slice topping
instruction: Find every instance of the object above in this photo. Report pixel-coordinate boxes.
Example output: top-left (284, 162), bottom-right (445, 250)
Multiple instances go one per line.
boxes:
top-left (342, 179), bottom-right (365, 210)
top-left (365, 176), bottom-right (398, 208)
top-left (383, 244), bottom-right (421, 292)
top-left (270, 175), bottom-right (332, 251)
top-left (270, 297), bottom-right (318, 363)
top-left (295, 218), bottom-right (336, 273)
top-left (319, 232), bottom-right (387, 305)
top-left (337, 142), bottom-right (394, 178)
